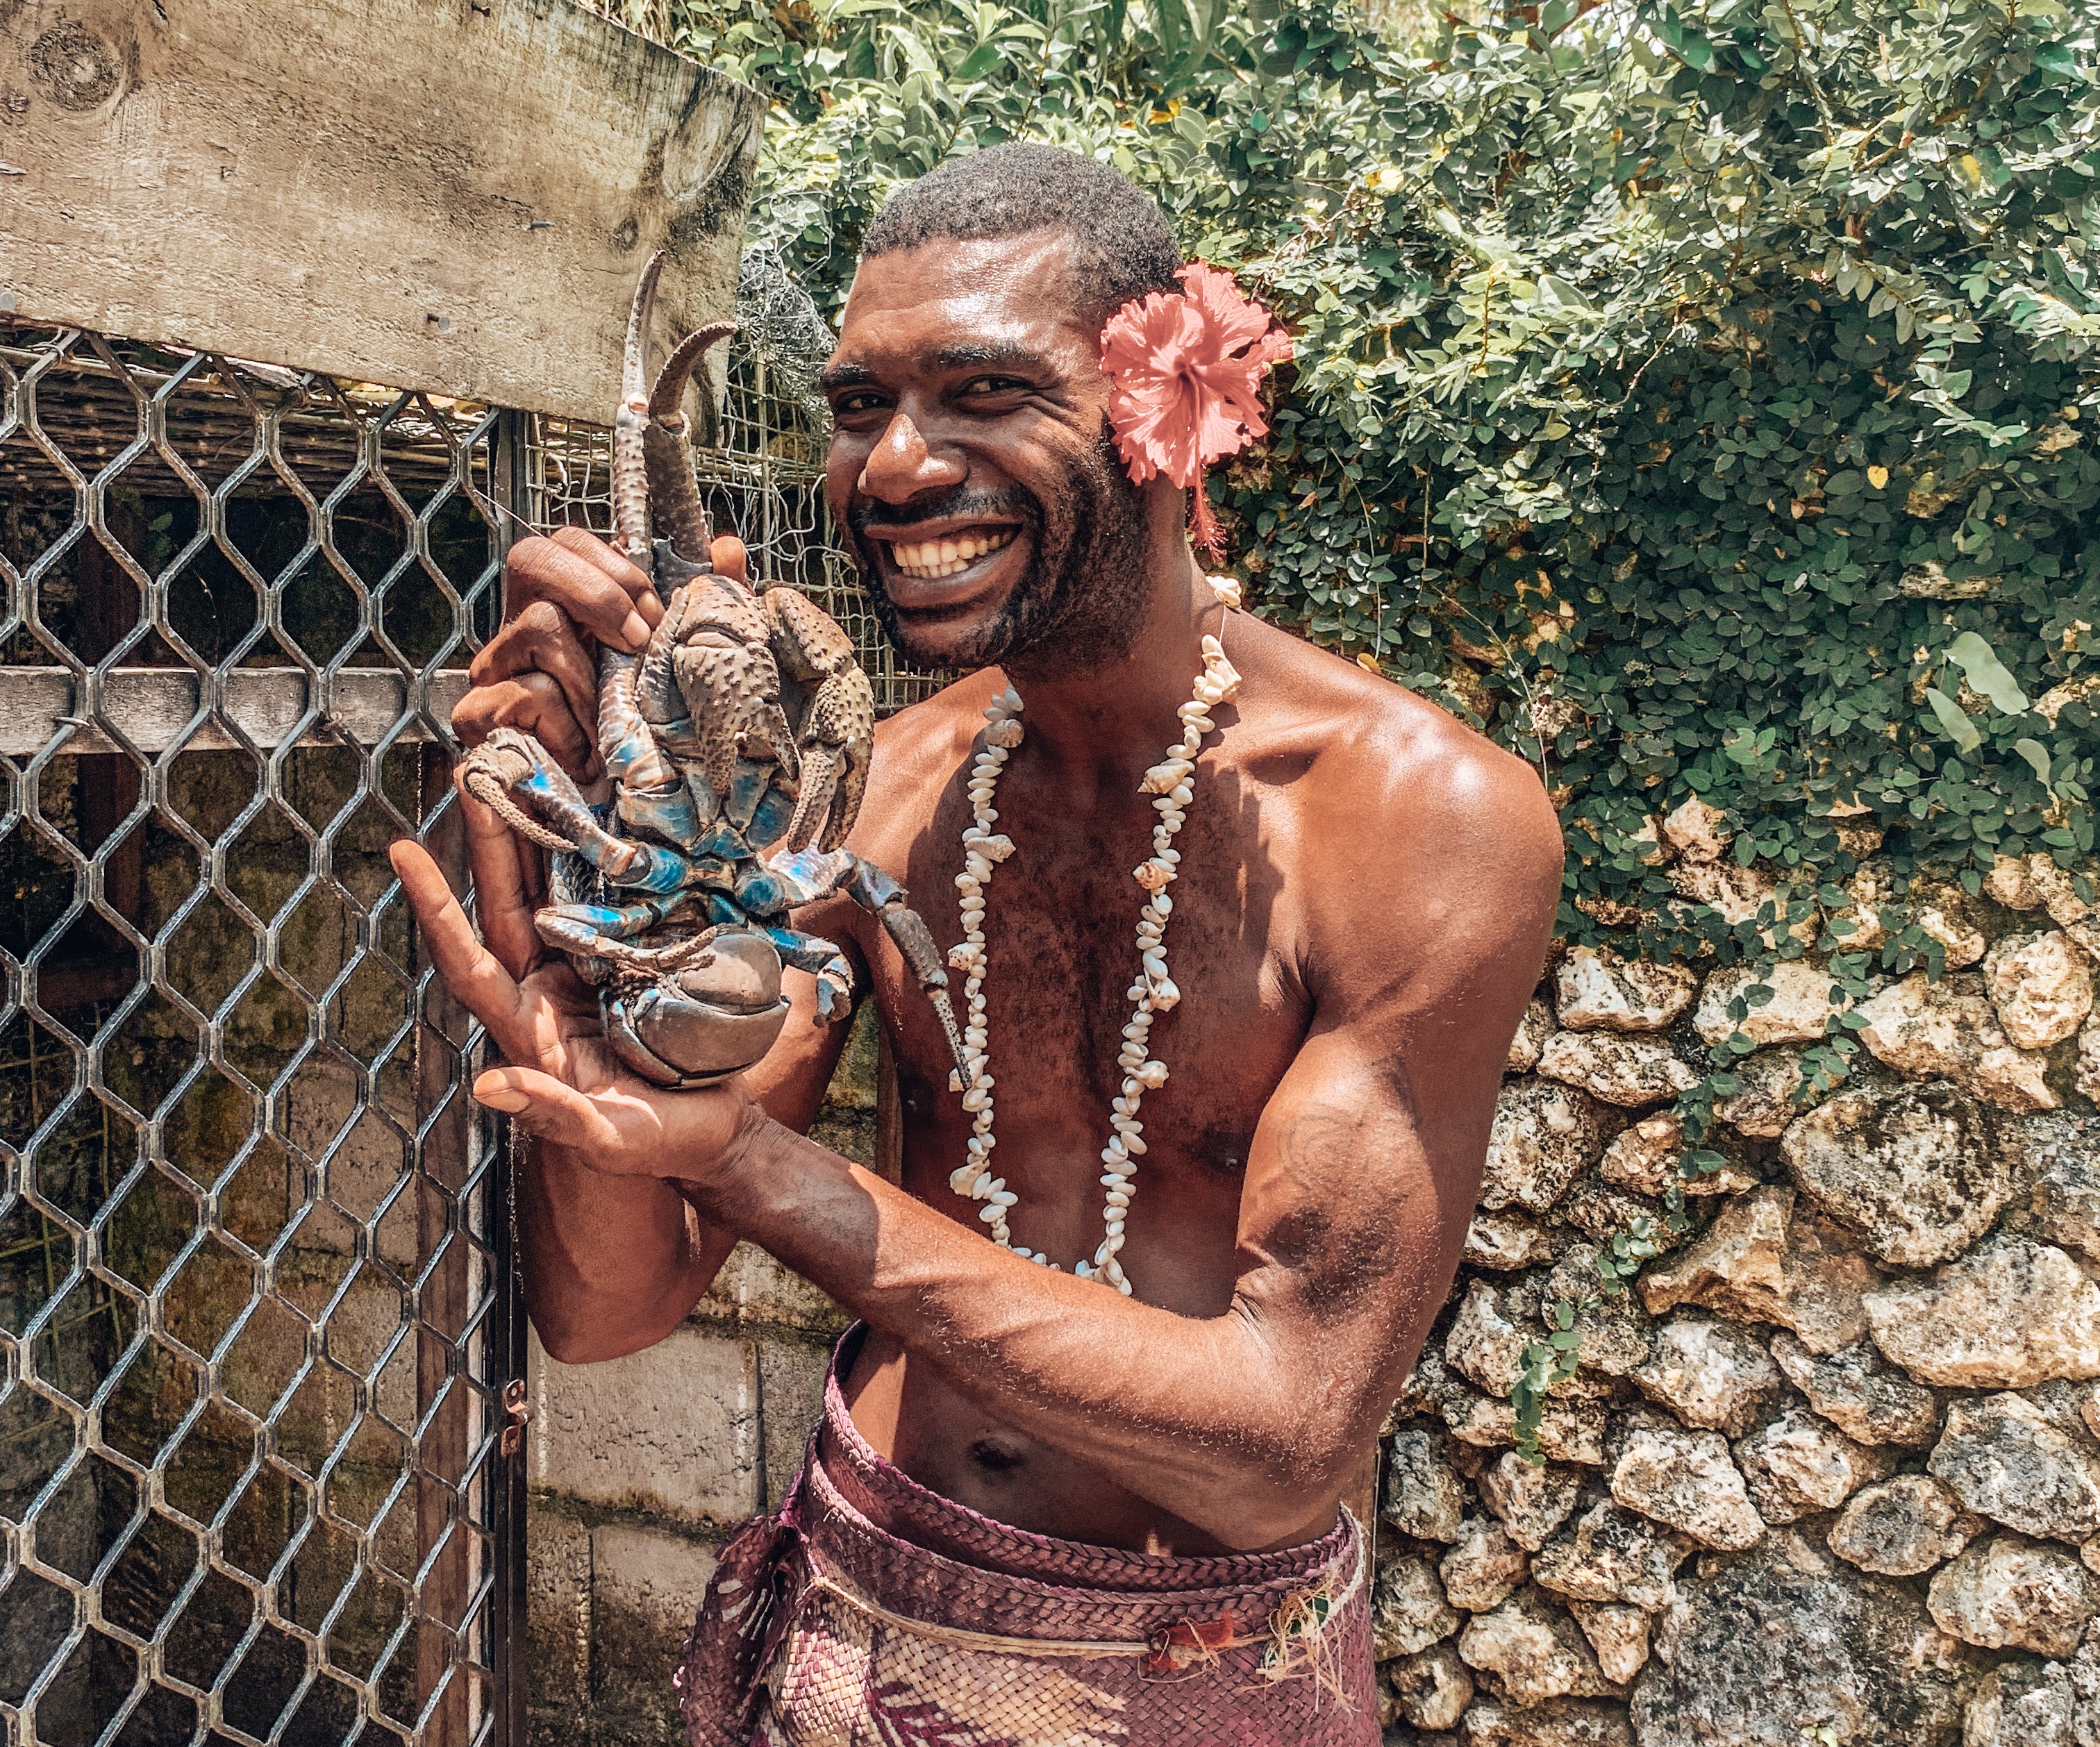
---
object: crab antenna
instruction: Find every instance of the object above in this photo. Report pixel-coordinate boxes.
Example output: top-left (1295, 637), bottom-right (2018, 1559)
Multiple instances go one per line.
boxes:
top-left (612, 252), bottom-right (667, 567)
top-left (644, 320), bottom-right (738, 566)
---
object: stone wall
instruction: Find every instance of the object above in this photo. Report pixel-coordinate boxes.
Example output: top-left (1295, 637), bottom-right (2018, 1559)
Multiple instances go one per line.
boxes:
top-left (523, 826), bottom-right (2100, 1747)
top-left (1377, 824), bottom-right (2100, 1747)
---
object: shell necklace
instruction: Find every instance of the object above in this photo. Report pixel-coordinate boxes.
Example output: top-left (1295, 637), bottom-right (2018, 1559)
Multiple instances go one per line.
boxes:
top-left (944, 576), bottom-right (1244, 1294)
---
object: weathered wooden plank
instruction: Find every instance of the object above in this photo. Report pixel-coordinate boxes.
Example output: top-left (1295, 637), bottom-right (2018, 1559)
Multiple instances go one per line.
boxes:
top-left (0, 0), bottom-right (762, 425)
top-left (0, 667), bottom-right (471, 756)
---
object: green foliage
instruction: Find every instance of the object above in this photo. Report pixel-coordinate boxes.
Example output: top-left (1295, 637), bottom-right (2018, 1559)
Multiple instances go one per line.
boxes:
top-left (603, 0), bottom-right (2100, 1452)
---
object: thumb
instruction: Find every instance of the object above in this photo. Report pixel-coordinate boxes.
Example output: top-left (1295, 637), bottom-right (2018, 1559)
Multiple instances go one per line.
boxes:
top-left (474, 1067), bottom-right (628, 1152)
top-left (710, 534), bottom-right (749, 584)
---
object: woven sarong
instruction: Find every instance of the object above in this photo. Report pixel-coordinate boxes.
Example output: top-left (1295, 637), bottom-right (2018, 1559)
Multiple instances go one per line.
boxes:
top-left (674, 1328), bottom-right (1378, 1746)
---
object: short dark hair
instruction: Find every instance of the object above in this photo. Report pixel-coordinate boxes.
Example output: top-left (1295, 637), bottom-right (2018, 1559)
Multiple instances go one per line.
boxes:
top-left (860, 144), bottom-right (1183, 329)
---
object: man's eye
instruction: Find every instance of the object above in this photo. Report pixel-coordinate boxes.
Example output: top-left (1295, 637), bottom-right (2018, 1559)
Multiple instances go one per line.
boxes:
top-left (960, 376), bottom-right (1030, 397)
top-left (834, 392), bottom-right (889, 415)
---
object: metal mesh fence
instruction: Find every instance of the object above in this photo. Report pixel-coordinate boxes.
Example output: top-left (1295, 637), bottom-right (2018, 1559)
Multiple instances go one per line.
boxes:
top-left (0, 320), bottom-right (515, 1746)
top-left (529, 251), bottom-right (947, 718)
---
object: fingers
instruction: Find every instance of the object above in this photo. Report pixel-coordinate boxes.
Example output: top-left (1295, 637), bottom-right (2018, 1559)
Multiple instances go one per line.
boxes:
top-left (469, 599), bottom-right (601, 755)
top-left (460, 790), bottom-right (549, 981)
top-left (473, 1065), bottom-right (624, 1151)
top-left (710, 534), bottom-right (748, 584)
top-left (454, 669), bottom-right (597, 782)
top-left (389, 838), bottom-right (537, 1064)
top-left (507, 530), bottom-right (658, 649)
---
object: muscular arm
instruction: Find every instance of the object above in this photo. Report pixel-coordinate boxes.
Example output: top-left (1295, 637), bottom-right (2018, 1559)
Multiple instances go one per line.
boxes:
top-left (658, 744), bottom-right (1563, 1546)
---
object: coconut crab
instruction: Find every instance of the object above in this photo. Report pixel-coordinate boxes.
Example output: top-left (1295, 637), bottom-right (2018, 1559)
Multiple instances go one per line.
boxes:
top-left (456, 253), bottom-right (966, 1089)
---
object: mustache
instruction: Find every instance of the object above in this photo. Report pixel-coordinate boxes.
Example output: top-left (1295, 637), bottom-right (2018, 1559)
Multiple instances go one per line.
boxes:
top-left (847, 485), bottom-right (1042, 537)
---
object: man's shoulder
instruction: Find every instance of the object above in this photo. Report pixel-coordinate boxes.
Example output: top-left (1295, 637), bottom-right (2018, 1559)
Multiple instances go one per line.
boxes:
top-left (1244, 616), bottom-right (1557, 854)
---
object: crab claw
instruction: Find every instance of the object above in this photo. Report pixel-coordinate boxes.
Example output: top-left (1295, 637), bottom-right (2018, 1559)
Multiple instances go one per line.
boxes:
top-left (644, 319), bottom-right (738, 565)
top-left (612, 252), bottom-right (667, 564)
top-left (601, 928), bottom-right (791, 1087)
top-left (762, 585), bottom-right (875, 852)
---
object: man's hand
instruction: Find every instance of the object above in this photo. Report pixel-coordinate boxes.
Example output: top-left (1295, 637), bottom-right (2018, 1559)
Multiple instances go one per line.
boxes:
top-left (451, 526), bottom-right (749, 783)
top-left (388, 824), bottom-right (750, 1171)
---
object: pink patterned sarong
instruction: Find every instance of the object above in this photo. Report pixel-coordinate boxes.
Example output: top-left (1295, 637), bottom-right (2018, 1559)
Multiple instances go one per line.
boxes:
top-left (675, 1328), bottom-right (1378, 1746)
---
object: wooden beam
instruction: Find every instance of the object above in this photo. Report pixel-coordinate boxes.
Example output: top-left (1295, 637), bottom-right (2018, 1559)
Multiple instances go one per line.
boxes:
top-left (0, 667), bottom-right (470, 757)
top-left (0, 0), bottom-right (761, 426)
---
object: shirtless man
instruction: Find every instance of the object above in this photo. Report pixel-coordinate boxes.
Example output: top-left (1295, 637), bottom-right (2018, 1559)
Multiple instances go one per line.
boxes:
top-left (394, 144), bottom-right (1561, 1741)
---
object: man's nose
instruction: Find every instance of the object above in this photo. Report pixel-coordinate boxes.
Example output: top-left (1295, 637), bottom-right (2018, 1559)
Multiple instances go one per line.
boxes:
top-left (858, 410), bottom-right (963, 504)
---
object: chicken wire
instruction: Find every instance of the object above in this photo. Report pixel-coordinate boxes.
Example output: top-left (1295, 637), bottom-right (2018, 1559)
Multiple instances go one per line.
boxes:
top-left (0, 319), bottom-right (522, 1747)
top-left (529, 249), bottom-right (947, 717)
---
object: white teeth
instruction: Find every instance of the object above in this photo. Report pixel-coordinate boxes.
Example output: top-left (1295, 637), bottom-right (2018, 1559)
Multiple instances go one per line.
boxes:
top-left (890, 528), bottom-right (1017, 578)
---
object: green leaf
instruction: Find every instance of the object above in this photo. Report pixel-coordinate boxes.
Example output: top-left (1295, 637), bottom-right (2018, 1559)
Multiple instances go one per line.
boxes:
top-left (1925, 688), bottom-right (1983, 753)
top-left (1948, 632), bottom-right (2030, 715)
top-left (2015, 739), bottom-right (2055, 789)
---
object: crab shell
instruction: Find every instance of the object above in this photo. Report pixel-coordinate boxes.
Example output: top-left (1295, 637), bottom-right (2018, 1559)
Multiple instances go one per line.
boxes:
top-left (600, 927), bottom-right (790, 1088)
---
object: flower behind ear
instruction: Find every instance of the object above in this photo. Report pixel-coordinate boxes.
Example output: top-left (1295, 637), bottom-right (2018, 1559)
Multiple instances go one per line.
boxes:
top-left (1100, 263), bottom-right (1293, 559)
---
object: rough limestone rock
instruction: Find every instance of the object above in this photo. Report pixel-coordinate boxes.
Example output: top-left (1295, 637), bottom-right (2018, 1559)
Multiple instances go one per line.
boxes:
top-left (1568, 1601), bottom-right (1653, 1685)
top-left (1440, 1379), bottom-right (1610, 1467)
top-left (1987, 854), bottom-right (2047, 911)
top-left (1556, 946), bottom-right (1700, 1033)
top-left (1694, 961), bottom-right (1844, 1047)
top-left (1602, 1113), bottom-right (1759, 1198)
top-left (1661, 796), bottom-right (1729, 863)
top-left (1908, 875), bottom-right (1992, 969)
top-left (1458, 1586), bottom-right (1621, 1705)
top-left (2081, 1014), bottom-right (2100, 1105)
top-left (2006, 1113), bottom-right (2100, 1262)
top-left (1461, 1698), bottom-right (1633, 1747)
top-left (1865, 1239), bottom-right (2100, 1389)
top-left (1632, 1544), bottom-right (1969, 1747)
top-left (1926, 1537), bottom-right (2096, 1657)
top-left (1769, 1332), bottom-right (1940, 1447)
top-left (1481, 1454), bottom-right (1585, 1553)
top-left (1631, 1316), bottom-right (1783, 1435)
top-left (2026, 856), bottom-right (2100, 963)
top-left (1531, 1499), bottom-right (1688, 1611)
top-left (1607, 1410), bottom-right (1765, 1551)
top-left (1540, 1032), bottom-right (1700, 1108)
top-left (1385, 1426), bottom-right (1470, 1544)
top-left (1536, 1257), bottom-right (1661, 1383)
top-left (1441, 1515), bottom-right (1533, 1613)
top-left (1779, 1080), bottom-right (2013, 1268)
top-left (1962, 1659), bottom-right (2078, 1747)
top-left (1712, 1045), bottom-right (1819, 1139)
top-left (1510, 998), bottom-right (1557, 1073)
top-left (1372, 1554), bottom-right (1462, 1659)
top-left (1733, 1407), bottom-right (1895, 1523)
top-left (1386, 1643), bottom-right (1475, 1733)
top-left (1483, 1080), bottom-right (1608, 1214)
top-left (1833, 862), bottom-right (1897, 954)
top-left (1856, 973), bottom-right (2058, 1114)
top-left (1558, 1175), bottom-right (1688, 1258)
top-left (1827, 1476), bottom-right (1982, 1577)
top-left (1449, 1280), bottom-right (1535, 1398)
top-left (1467, 1210), bottom-right (1564, 1271)
top-left (1983, 930), bottom-right (2097, 1050)
top-left (1640, 1187), bottom-right (1881, 1355)
top-left (1928, 1392), bottom-right (2100, 1541)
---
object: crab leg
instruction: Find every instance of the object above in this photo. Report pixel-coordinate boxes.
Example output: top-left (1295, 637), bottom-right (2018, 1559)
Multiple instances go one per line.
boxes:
top-left (645, 319), bottom-right (737, 563)
top-left (458, 727), bottom-right (691, 894)
top-left (765, 926), bottom-right (854, 1021)
top-left (612, 253), bottom-right (665, 566)
top-left (770, 846), bottom-right (967, 1077)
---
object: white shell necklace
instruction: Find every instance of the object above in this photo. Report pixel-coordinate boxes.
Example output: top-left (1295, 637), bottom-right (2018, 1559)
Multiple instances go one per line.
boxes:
top-left (944, 576), bottom-right (1244, 1294)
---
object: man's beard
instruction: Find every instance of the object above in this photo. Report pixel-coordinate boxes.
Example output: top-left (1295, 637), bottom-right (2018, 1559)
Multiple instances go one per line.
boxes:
top-left (848, 426), bottom-right (1156, 680)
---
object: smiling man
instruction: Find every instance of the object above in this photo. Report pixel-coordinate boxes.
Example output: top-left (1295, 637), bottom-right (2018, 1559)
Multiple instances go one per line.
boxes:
top-left (396, 144), bottom-right (1561, 1743)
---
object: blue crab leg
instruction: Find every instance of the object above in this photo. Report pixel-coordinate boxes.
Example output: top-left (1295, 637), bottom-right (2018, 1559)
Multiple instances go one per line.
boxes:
top-left (600, 645), bottom-right (701, 849)
top-left (765, 926), bottom-right (853, 1021)
top-left (459, 728), bottom-right (692, 894)
top-left (769, 846), bottom-right (966, 1078)
top-left (538, 900), bottom-right (718, 974)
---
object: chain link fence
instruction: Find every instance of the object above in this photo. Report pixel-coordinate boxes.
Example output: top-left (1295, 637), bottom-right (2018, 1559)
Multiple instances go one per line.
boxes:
top-left (0, 319), bottom-right (517, 1746)
top-left (0, 256), bottom-right (933, 1746)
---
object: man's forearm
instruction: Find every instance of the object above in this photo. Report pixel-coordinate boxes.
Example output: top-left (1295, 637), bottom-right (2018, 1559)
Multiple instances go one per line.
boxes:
top-left (697, 1118), bottom-right (1355, 1548)
top-left (524, 1140), bottom-right (736, 1362)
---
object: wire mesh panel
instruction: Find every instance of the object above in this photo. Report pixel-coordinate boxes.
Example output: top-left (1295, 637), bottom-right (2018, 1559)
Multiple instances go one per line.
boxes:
top-left (0, 319), bottom-right (511, 1746)
top-left (531, 253), bottom-right (946, 718)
